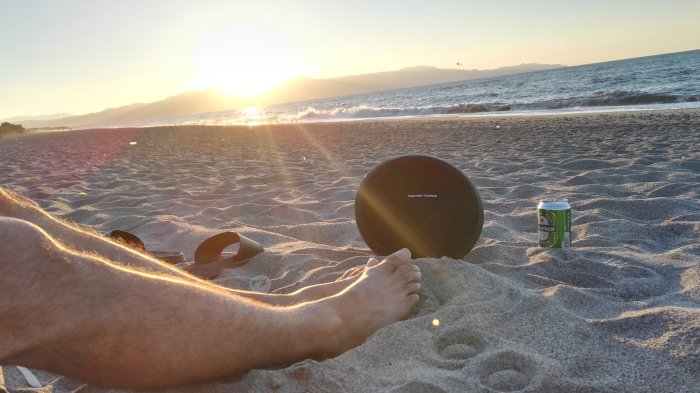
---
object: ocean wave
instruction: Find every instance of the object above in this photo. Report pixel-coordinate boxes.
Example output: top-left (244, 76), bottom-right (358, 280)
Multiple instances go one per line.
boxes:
top-left (295, 106), bottom-right (436, 120)
top-left (286, 91), bottom-right (699, 121)
top-left (520, 91), bottom-right (699, 110)
top-left (590, 75), bottom-right (627, 84)
top-left (292, 104), bottom-right (514, 120)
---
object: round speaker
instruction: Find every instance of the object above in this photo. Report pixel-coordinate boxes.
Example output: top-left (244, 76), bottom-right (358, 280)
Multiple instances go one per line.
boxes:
top-left (355, 155), bottom-right (483, 259)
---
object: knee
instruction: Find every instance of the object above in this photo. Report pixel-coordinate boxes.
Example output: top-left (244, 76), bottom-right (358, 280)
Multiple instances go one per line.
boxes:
top-left (0, 217), bottom-right (58, 269)
top-left (0, 217), bottom-right (77, 321)
top-left (0, 188), bottom-right (40, 218)
top-left (0, 188), bottom-right (23, 210)
top-left (0, 216), bottom-right (48, 241)
top-left (0, 218), bottom-right (77, 365)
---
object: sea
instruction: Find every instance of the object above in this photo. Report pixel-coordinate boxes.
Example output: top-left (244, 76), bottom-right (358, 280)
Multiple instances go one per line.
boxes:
top-left (145, 50), bottom-right (700, 127)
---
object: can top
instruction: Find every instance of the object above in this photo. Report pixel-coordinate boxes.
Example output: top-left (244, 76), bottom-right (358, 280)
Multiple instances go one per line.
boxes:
top-left (538, 200), bottom-right (570, 210)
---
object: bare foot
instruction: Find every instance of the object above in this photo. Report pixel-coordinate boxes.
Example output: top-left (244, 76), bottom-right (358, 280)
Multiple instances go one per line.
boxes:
top-left (335, 258), bottom-right (377, 281)
top-left (323, 248), bottom-right (421, 354)
top-left (257, 261), bottom-right (374, 306)
top-left (275, 255), bottom-right (386, 305)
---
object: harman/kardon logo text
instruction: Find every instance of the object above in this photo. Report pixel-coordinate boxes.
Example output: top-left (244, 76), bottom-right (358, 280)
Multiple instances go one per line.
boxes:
top-left (407, 194), bottom-right (438, 198)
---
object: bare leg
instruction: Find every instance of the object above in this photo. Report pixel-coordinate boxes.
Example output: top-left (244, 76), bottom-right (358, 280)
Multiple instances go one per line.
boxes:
top-left (0, 188), bottom-right (200, 279)
top-left (0, 217), bottom-right (420, 389)
top-left (0, 189), bottom-right (366, 306)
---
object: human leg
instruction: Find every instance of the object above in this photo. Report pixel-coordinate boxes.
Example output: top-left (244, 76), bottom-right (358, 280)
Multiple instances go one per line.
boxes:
top-left (0, 188), bottom-right (206, 279)
top-left (0, 189), bottom-right (366, 305)
top-left (0, 218), bottom-right (420, 389)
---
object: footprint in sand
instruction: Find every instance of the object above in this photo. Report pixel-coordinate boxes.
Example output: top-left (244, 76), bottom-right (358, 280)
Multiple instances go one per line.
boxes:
top-left (430, 327), bottom-right (488, 370)
top-left (437, 328), bottom-right (487, 360)
top-left (478, 351), bottom-right (538, 392)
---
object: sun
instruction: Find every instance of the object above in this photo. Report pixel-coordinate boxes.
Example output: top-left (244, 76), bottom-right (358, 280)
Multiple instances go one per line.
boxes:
top-left (190, 26), bottom-right (307, 96)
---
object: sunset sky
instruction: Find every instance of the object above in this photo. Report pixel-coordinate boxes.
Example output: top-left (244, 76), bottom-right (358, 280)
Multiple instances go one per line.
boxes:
top-left (1, 0), bottom-right (698, 119)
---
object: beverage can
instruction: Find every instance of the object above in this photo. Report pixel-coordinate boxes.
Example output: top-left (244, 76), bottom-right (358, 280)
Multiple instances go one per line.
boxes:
top-left (538, 200), bottom-right (572, 248)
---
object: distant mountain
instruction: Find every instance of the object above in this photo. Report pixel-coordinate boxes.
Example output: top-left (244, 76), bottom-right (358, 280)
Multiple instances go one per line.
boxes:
top-left (17, 103), bottom-right (148, 129)
top-left (261, 63), bottom-right (565, 104)
top-left (17, 90), bottom-right (246, 129)
top-left (16, 63), bottom-right (565, 129)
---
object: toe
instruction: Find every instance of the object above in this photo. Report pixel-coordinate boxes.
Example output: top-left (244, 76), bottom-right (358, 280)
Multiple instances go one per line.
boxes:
top-left (395, 264), bottom-right (421, 282)
top-left (404, 270), bottom-right (422, 283)
top-left (366, 257), bottom-right (380, 268)
top-left (380, 248), bottom-right (411, 272)
top-left (404, 282), bottom-right (421, 294)
top-left (394, 264), bottom-right (414, 275)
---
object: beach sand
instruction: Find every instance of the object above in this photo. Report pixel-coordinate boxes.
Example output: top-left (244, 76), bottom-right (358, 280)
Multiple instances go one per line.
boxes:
top-left (0, 110), bottom-right (698, 392)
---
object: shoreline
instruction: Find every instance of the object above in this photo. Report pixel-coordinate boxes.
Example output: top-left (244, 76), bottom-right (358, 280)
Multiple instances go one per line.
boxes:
top-left (5, 107), bottom-right (700, 137)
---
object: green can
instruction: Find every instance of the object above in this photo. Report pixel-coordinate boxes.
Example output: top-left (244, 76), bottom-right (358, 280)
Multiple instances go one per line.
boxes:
top-left (538, 200), bottom-right (572, 248)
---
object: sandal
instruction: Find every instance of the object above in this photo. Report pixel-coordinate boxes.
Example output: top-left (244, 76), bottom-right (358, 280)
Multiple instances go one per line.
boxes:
top-left (107, 230), bottom-right (264, 279)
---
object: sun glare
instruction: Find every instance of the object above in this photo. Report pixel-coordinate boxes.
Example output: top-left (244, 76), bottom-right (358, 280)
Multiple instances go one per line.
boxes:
top-left (190, 26), bottom-right (307, 96)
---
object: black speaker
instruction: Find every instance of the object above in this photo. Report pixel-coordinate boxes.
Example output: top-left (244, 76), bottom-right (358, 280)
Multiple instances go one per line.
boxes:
top-left (355, 155), bottom-right (483, 259)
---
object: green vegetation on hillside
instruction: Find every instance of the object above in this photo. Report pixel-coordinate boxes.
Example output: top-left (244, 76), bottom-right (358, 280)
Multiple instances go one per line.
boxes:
top-left (0, 122), bottom-right (26, 137)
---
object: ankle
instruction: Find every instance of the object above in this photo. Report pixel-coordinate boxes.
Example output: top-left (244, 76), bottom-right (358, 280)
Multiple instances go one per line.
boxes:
top-left (293, 300), bottom-right (346, 358)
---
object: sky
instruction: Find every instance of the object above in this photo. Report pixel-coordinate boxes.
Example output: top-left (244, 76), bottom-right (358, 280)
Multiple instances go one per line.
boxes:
top-left (1, 0), bottom-right (698, 119)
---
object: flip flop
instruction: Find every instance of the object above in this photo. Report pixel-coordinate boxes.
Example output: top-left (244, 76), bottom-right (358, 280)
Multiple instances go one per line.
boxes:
top-left (183, 231), bottom-right (264, 279)
top-left (108, 229), bottom-right (186, 265)
top-left (107, 230), bottom-right (264, 279)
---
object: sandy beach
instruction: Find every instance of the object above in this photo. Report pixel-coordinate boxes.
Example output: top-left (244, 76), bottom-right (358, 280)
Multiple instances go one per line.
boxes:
top-left (0, 110), bottom-right (699, 392)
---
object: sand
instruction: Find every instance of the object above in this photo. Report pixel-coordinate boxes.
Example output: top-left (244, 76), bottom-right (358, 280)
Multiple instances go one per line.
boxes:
top-left (0, 110), bottom-right (698, 392)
